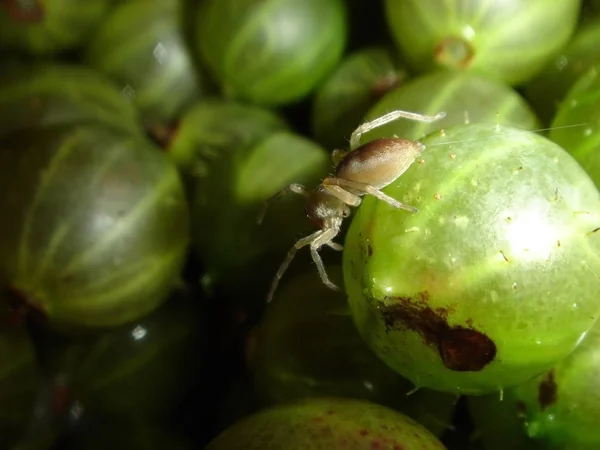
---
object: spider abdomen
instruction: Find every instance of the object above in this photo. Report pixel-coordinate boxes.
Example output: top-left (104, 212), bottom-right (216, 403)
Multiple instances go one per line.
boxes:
top-left (335, 138), bottom-right (424, 189)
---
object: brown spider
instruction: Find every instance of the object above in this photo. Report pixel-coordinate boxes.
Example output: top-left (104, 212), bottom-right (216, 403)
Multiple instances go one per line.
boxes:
top-left (258, 109), bottom-right (446, 303)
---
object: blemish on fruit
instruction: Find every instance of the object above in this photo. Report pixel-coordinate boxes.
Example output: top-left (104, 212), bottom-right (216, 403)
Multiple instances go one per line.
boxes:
top-left (499, 250), bottom-right (509, 262)
top-left (538, 370), bottom-right (557, 410)
top-left (588, 226), bottom-right (600, 235)
top-left (512, 166), bottom-right (523, 175)
top-left (359, 429), bottom-right (369, 437)
top-left (433, 193), bottom-right (442, 200)
top-left (371, 72), bottom-right (402, 99)
top-left (449, 153), bottom-right (456, 159)
top-left (368, 243), bottom-right (373, 257)
top-left (418, 158), bottom-right (425, 164)
top-left (516, 401), bottom-right (527, 417)
top-left (439, 328), bottom-right (496, 372)
top-left (379, 292), bottom-right (496, 371)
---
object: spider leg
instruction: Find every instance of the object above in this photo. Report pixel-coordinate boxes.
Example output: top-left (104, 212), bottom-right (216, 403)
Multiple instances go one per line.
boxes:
top-left (350, 110), bottom-right (446, 150)
top-left (266, 229), bottom-right (323, 303)
top-left (323, 177), bottom-right (418, 213)
top-left (257, 183), bottom-right (309, 225)
top-left (326, 241), bottom-right (343, 251)
top-left (322, 184), bottom-right (362, 207)
top-left (310, 227), bottom-right (342, 292)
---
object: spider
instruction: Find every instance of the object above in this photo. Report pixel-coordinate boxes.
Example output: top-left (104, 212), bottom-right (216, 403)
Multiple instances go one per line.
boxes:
top-left (258, 109), bottom-right (446, 303)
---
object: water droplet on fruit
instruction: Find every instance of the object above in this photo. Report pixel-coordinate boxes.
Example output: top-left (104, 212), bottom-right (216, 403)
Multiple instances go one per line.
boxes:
top-left (461, 25), bottom-right (476, 40)
top-left (132, 325), bottom-right (147, 340)
top-left (555, 55), bottom-right (568, 71)
top-left (121, 84), bottom-right (136, 100)
top-left (153, 41), bottom-right (168, 65)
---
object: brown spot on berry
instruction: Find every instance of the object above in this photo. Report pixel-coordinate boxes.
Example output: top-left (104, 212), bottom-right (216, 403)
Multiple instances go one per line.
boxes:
top-left (438, 328), bottom-right (496, 371)
top-left (147, 121), bottom-right (180, 150)
top-left (368, 243), bottom-right (373, 257)
top-left (359, 429), bottom-right (369, 437)
top-left (371, 72), bottom-right (404, 99)
top-left (371, 440), bottom-right (382, 449)
top-left (538, 370), bottom-right (558, 410)
top-left (379, 292), bottom-right (496, 372)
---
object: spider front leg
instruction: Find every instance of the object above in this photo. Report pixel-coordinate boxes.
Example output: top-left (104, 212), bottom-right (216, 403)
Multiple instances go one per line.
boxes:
top-left (326, 241), bottom-right (343, 251)
top-left (266, 229), bottom-right (323, 303)
top-left (257, 183), bottom-right (309, 225)
top-left (350, 110), bottom-right (446, 150)
top-left (323, 177), bottom-right (418, 213)
top-left (309, 227), bottom-right (343, 292)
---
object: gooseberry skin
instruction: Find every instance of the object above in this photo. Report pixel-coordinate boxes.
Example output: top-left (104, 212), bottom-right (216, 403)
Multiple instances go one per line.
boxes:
top-left (311, 47), bottom-right (407, 150)
top-left (84, 0), bottom-right (206, 125)
top-left (195, 0), bottom-right (347, 106)
top-left (524, 18), bottom-right (600, 125)
top-left (0, 0), bottom-right (112, 55)
top-left (205, 397), bottom-right (446, 450)
top-left (343, 123), bottom-right (600, 395)
top-left (384, 0), bottom-right (581, 86)
top-left (172, 101), bottom-right (329, 298)
top-left (251, 264), bottom-right (458, 437)
top-left (469, 318), bottom-right (600, 449)
top-left (360, 71), bottom-right (540, 144)
top-left (0, 125), bottom-right (189, 330)
top-left (0, 63), bottom-right (141, 139)
top-left (549, 63), bottom-right (600, 187)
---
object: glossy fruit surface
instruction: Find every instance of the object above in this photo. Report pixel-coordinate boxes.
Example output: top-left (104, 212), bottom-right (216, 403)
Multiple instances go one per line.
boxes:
top-left (311, 46), bottom-right (407, 150)
top-left (549, 63), bottom-right (600, 187)
top-left (361, 71), bottom-right (540, 143)
top-left (85, 0), bottom-right (206, 125)
top-left (343, 123), bottom-right (600, 395)
top-left (524, 17), bottom-right (600, 124)
top-left (176, 101), bottom-right (329, 297)
top-left (479, 318), bottom-right (600, 449)
top-left (251, 264), bottom-right (458, 437)
top-left (0, 62), bottom-right (140, 138)
top-left (0, 125), bottom-right (189, 330)
top-left (62, 287), bottom-right (204, 419)
top-left (384, 0), bottom-right (581, 86)
top-left (196, 0), bottom-right (347, 105)
top-left (0, 0), bottom-right (112, 55)
top-left (168, 99), bottom-right (288, 188)
top-left (467, 390), bottom-right (542, 450)
top-left (205, 397), bottom-right (446, 449)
